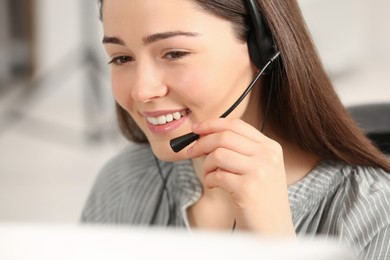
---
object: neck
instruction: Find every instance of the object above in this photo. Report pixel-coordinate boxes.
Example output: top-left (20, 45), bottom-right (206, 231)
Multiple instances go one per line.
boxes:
top-left (277, 136), bottom-right (321, 185)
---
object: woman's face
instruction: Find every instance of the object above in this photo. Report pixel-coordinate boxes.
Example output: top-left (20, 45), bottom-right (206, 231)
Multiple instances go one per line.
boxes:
top-left (102, 0), bottom-right (258, 161)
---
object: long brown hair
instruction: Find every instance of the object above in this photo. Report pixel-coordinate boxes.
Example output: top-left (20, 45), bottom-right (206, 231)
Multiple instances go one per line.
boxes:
top-left (99, 0), bottom-right (390, 172)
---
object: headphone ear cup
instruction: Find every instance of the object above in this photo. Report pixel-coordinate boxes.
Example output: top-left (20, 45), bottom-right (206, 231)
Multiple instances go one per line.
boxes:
top-left (247, 32), bottom-right (262, 69)
top-left (245, 0), bottom-right (278, 71)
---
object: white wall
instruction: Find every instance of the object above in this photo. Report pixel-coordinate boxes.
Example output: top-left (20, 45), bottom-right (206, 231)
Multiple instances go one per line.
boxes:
top-left (34, 0), bottom-right (80, 75)
top-left (367, 0), bottom-right (390, 64)
top-left (299, 0), bottom-right (390, 72)
top-left (299, 0), bottom-right (390, 106)
top-left (299, 0), bottom-right (369, 75)
top-left (34, 0), bottom-right (104, 76)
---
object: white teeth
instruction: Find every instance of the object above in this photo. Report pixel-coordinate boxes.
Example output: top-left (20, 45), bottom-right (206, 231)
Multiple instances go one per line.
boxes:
top-left (146, 110), bottom-right (189, 125)
top-left (173, 112), bottom-right (181, 120)
top-left (149, 117), bottom-right (158, 125)
top-left (166, 114), bottom-right (173, 122)
top-left (157, 115), bottom-right (166, 125)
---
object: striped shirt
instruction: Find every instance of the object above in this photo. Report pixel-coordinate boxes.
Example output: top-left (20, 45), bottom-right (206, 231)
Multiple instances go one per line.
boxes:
top-left (81, 143), bottom-right (390, 259)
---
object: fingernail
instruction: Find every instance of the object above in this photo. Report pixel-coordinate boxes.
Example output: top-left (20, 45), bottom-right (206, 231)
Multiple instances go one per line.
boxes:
top-left (187, 147), bottom-right (193, 154)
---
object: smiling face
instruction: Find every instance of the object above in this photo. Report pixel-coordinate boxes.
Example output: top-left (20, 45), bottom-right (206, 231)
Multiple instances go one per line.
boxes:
top-left (102, 0), bottom-right (260, 161)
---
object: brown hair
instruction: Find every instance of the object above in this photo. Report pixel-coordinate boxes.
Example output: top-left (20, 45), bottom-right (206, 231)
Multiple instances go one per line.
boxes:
top-left (99, 0), bottom-right (390, 172)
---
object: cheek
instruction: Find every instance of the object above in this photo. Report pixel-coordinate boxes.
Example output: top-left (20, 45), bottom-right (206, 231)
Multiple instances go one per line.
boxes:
top-left (111, 72), bottom-right (132, 109)
top-left (166, 67), bottom-right (217, 105)
top-left (173, 69), bottom-right (231, 108)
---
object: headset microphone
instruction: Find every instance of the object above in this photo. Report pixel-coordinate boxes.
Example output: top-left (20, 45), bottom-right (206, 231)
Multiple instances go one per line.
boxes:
top-left (170, 0), bottom-right (280, 153)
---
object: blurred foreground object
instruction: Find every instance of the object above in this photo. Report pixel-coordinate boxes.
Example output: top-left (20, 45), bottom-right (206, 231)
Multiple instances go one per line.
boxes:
top-left (0, 224), bottom-right (356, 260)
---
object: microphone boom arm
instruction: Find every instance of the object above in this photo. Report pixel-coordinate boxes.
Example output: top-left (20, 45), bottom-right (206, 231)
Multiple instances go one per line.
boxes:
top-left (170, 52), bottom-right (280, 153)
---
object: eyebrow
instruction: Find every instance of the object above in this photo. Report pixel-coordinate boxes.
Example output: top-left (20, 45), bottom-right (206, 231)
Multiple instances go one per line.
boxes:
top-left (102, 31), bottom-right (200, 46)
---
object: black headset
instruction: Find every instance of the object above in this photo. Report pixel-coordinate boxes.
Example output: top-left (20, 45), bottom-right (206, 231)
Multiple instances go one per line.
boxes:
top-left (245, 0), bottom-right (278, 70)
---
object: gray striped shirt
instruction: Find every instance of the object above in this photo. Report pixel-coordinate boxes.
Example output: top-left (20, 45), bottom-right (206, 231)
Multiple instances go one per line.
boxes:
top-left (81, 143), bottom-right (390, 259)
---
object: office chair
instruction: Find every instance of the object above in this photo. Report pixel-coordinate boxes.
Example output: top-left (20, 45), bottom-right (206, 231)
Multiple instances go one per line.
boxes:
top-left (348, 103), bottom-right (390, 154)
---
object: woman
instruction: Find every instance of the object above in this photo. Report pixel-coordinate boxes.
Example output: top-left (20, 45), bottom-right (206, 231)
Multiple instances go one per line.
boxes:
top-left (82, 0), bottom-right (390, 258)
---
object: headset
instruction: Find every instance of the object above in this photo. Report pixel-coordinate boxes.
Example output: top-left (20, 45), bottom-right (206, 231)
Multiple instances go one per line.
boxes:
top-left (169, 0), bottom-right (281, 153)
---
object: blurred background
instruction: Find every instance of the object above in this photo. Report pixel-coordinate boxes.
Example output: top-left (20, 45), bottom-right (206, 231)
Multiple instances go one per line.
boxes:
top-left (0, 0), bottom-right (389, 224)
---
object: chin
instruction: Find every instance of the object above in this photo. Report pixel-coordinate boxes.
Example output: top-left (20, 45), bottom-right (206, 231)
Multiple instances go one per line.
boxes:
top-left (149, 141), bottom-right (190, 162)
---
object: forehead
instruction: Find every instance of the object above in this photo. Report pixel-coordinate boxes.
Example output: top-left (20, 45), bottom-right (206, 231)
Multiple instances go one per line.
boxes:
top-left (103, 0), bottom-right (197, 28)
top-left (101, 0), bottom-right (233, 39)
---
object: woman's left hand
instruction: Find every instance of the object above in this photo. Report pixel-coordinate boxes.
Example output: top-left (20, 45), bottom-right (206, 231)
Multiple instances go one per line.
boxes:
top-left (187, 118), bottom-right (295, 236)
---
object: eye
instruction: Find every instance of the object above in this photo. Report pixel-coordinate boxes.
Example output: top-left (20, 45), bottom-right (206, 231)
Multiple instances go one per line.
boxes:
top-left (164, 51), bottom-right (190, 60)
top-left (108, 55), bottom-right (133, 66)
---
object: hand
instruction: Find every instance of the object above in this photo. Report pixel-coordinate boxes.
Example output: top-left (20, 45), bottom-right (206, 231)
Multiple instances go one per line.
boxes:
top-left (187, 118), bottom-right (295, 236)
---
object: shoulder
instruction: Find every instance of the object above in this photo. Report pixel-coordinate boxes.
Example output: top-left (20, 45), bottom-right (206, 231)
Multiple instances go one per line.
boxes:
top-left (97, 142), bottom-right (155, 181)
top-left (90, 142), bottom-right (160, 194)
top-left (337, 163), bottom-right (390, 255)
top-left (81, 143), bottom-right (160, 223)
top-left (339, 163), bottom-right (390, 213)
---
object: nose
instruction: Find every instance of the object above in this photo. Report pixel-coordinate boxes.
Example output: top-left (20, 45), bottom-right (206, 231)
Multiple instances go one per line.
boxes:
top-left (130, 61), bottom-right (168, 103)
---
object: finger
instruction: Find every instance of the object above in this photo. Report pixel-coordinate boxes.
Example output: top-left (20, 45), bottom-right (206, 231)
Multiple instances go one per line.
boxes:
top-left (203, 148), bottom-right (253, 176)
top-left (203, 168), bottom-right (242, 194)
top-left (188, 130), bottom-right (258, 158)
top-left (192, 118), bottom-right (265, 143)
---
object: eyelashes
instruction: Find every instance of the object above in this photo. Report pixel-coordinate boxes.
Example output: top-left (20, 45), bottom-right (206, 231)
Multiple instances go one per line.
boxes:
top-left (163, 51), bottom-right (190, 60)
top-left (108, 51), bottom-right (191, 66)
top-left (108, 55), bottom-right (133, 66)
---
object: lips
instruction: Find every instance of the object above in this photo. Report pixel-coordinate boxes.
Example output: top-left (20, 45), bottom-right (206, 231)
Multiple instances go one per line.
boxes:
top-left (141, 109), bottom-right (191, 135)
